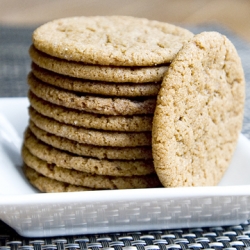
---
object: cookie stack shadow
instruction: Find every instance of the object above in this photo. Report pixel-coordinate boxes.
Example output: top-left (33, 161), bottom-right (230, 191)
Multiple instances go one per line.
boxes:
top-left (22, 50), bottom-right (170, 192)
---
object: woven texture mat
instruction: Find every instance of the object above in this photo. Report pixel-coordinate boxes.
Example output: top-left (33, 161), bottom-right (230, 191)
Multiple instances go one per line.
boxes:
top-left (1, 219), bottom-right (250, 249)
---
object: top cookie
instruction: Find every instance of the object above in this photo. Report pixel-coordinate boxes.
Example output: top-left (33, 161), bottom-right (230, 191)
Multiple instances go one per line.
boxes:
top-left (152, 32), bottom-right (245, 188)
top-left (32, 16), bottom-right (193, 66)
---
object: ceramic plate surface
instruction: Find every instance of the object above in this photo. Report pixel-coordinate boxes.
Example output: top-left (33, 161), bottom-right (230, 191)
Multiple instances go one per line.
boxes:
top-left (0, 97), bottom-right (250, 237)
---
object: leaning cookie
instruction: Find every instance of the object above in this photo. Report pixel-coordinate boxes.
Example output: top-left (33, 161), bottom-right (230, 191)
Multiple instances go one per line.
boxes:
top-left (23, 165), bottom-right (94, 192)
top-left (22, 146), bottom-right (162, 189)
top-left (152, 32), bottom-right (245, 187)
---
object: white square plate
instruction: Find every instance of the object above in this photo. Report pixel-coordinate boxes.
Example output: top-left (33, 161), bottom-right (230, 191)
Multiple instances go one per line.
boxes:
top-left (0, 97), bottom-right (250, 237)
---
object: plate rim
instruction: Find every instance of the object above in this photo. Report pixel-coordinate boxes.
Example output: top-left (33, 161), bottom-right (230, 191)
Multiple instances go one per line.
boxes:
top-left (1, 184), bottom-right (250, 204)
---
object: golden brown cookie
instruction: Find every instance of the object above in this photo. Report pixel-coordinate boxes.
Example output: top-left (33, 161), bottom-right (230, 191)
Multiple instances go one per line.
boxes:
top-left (32, 63), bottom-right (161, 97)
top-left (152, 32), bottom-right (245, 187)
top-left (23, 165), bottom-right (94, 192)
top-left (29, 46), bottom-right (169, 83)
top-left (29, 122), bottom-right (153, 160)
top-left (29, 107), bottom-right (152, 147)
top-left (24, 129), bottom-right (155, 176)
top-left (28, 72), bottom-right (156, 116)
top-left (28, 91), bottom-right (153, 132)
top-left (22, 146), bottom-right (162, 189)
top-left (32, 16), bottom-right (193, 66)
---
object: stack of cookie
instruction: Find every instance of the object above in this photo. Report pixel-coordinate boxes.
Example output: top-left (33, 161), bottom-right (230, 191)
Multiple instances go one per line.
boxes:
top-left (22, 16), bottom-right (193, 192)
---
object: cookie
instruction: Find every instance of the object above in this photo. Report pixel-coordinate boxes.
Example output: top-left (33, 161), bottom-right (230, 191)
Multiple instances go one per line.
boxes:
top-left (29, 46), bottom-right (169, 83)
top-left (32, 63), bottom-right (161, 97)
top-left (152, 32), bottom-right (245, 187)
top-left (28, 73), bottom-right (156, 116)
top-left (29, 91), bottom-right (153, 132)
top-left (23, 165), bottom-right (94, 192)
top-left (32, 16), bottom-right (193, 66)
top-left (24, 129), bottom-right (155, 176)
top-left (22, 146), bottom-right (162, 189)
top-left (29, 122), bottom-right (152, 160)
top-left (29, 107), bottom-right (152, 147)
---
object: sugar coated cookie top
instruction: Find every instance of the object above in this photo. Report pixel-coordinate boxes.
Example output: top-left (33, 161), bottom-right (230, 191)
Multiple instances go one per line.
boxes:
top-left (152, 32), bottom-right (245, 187)
top-left (32, 16), bottom-right (193, 66)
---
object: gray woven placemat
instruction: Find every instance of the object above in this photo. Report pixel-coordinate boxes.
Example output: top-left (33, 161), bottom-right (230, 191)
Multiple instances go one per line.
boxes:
top-left (188, 24), bottom-right (250, 140)
top-left (1, 219), bottom-right (250, 249)
top-left (0, 24), bottom-right (249, 139)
